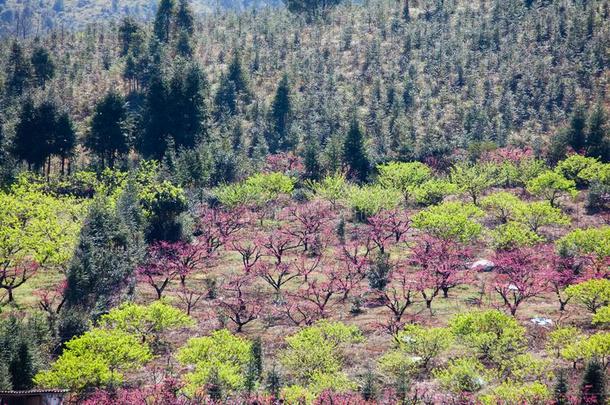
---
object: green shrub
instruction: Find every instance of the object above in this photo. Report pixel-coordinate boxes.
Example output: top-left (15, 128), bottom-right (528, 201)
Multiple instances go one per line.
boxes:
top-left (526, 171), bottom-right (577, 207)
top-left (556, 227), bottom-right (610, 258)
top-left (376, 161), bottom-right (431, 203)
top-left (490, 221), bottom-right (543, 250)
top-left (412, 179), bottom-right (458, 206)
top-left (412, 201), bottom-right (484, 243)
top-left (433, 357), bottom-right (488, 394)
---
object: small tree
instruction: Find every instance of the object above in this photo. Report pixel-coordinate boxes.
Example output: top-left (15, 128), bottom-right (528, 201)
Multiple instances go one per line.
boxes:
top-left (565, 279), bottom-right (610, 314)
top-left (526, 171), bottom-right (577, 207)
top-left (376, 162), bottom-right (431, 204)
top-left (412, 201), bottom-right (484, 243)
top-left (86, 91), bottom-right (129, 168)
top-left (491, 247), bottom-right (549, 316)
top-left (580, 361), bottom-right (606, 404)
top-left (217, 274), bottom-right (264, 332)
top-left (450, 163), bottom-right (498, 205)
top-left (343, 119), bottom-right (370, 183)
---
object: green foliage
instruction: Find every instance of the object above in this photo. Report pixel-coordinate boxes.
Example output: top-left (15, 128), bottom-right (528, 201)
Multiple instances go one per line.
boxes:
top-left (85, 91), bottom-right (129, 168)
top-left (481, 192), bottom-right (524, 223)
top-left (556, 227), bottom-right (610, 258)
top-left (139, 180), bottom-right (187, 242)
top-left (347, 185), bottom-right (402, 219)
top-left (280, 321), bottom-right (363, 385)
top-left (561, 332), bottom-right (610, 368)
top-left (514, 201), bottom-right (570, 232)
top-left (343, 119), bottom-right (370, 183)
top-left (450, 163), bottom-right (498, 205)
top-left (546, 326), bottom-right (583, 358)
top-left (412, 179), bottom-right (458, 206)
top-left (555, 154), bottom-right (601, 187)
top-left (564, 279), bottom-right (610, 314)
top-left (177, 329), bottom-right (253, 394)
top-left (412, 201), bottom-right (484, 243)
top-left (307, 173), bottom-right (348, 208)
top-left (216, 172), bottom-right (295, 208)
top-left (526, 171), bottom-right (577, 207)
top-left (501, 353), bottom-right (553, 383)
top-left (490, 221), bottom-right (543, 250)
top-left (580, 360), bottom-right (606, 404)
top-left (376, 162), bottom-right (431, 203)
top-left (99, 300), bottom-right (194, 346)
top-left (433, 357), bottom-right (488, 394)
top-left (479, 381), bottom-right (550, 405)
top-left (449, 310), bottom-right (526, 364)
top-left (592, 306), bottom-right (610, 327)
top-left (34, 328), bottom-right (152, 393)
top-left (394, 324), bottom-right (453, 368)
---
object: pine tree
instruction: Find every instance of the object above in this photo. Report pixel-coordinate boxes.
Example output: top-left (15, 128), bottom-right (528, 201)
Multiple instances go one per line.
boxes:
top-left (12, 99), bottom-right (56, 172)
top-left (175, 0), bottom-right (194, 36)
top-left (402, 0), bottom-right (410, 21)
top-left (343, 118), bottom-right (370, 183)
top-left (172, 63), bottom-right (208, 148)
top-left (361, 368), bottom-right (377, 401)
top-left (586, 103), bottom-right (609, 162)
top-left (176, 30), bottom-right (193, 57)
top-left (251, 337), bottom-right (263, 381)
top-left (154, 0), bottom-right (175, 43)
top-left (267, 73), bottom-right (292, 153)
top-left (30, 46), bottom-right (55, 88)
top-left (266, 364), bottom-right (281, 399)
top-left (52, 112), bottom-right (76, 175)
top-left (303, 136), bottom-right (322, 180)
top-left (8, 342), bottom-right (34, 390)
top-left (214, 74), bottom-right (238, 119)
top-left (554, 369), bottom-right (570, 405)
top-left (206, 368), bottom-right (223, 401)
top-left (226, 52), bottom-right (250, 99)
top-left (140, 76), bottom-right (171, 159)
top-left (118, 17), bottom-right (142, 56)
top-left (86, 91), bottom-right (129, 168)
top-left (567, 104), bottom-right (587, 153)
top-left (7, 42), bottom-right (31, 95)
top-left (580, 361), bottom-right (606, 405)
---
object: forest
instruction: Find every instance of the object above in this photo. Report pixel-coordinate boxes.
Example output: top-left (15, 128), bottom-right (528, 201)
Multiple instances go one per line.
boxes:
top-left (0, 0), bottom-right (609, 403)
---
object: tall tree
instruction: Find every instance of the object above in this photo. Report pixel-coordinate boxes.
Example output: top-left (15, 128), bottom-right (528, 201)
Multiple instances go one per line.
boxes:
top-left (175, 0), bottom-right (194, 36)
top-left (30, 46), bottom-right (55, 88)
top-left (140, 76), bottom-right (171, 159)
top-left (586, 103), bottom-right (609, 162)
top-left (86, 91), bottom-right (129, 168)
top-left (154, 0), bottom-right (175, 43)
top-left (170, 63), bottom-right (208, 148)
top-left (343, 118), bottom-right (370, 182)
top-left (6, 42), bottom-right (31, 95)
top-left (267, 73), bottom-right (292, 153)
top-left (52, 112), bottom-right (76, 175)
top-left (566, 104), bottom-right (587, 153)
top-left (12, 99), bottom-right (56, 172)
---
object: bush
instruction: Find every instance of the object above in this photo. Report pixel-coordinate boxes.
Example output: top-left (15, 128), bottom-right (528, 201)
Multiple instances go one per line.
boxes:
top-left (412, 201), bottom-right (484, 243)
top-left (177, 329), bottom-right (253, 394)
top-left (514, 201), bottom-right (570, 232)
top-left (526, 171), bottom-right (577, 207)
top-left (34, 328), bottom-right (152, 393)
top-left (479, 381), bottom-right (550, 405)
top-left (565, 279), bottom-right (610, 314)
top-left (215, 172), bottom-right (295, 208)
top-left (490, 221), bottom-right (543, 250)
top-left (394, 324), bottom-right (453, 368)
top-left (556, 227), bottom-right (610, 258)
top-left (555, 154), bottom-right (601, 187)
top-left (480, 192), bottom-right (524, 223)
top-left (376, 161), bottom-right (431, 204)
top-left (347, 185), bottom-right (402, 219)
top-left (449, 310), bottom-right (526, 364)
top-left (412, 179), bottom-right (458, 206)
top-left (433, 357), bottom-right (488, 394)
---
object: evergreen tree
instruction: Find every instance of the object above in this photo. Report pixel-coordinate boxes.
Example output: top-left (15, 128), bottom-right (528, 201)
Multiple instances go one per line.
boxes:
top-left (118, 17), bottom-right (142, 56)
top-left (30, 46), bottom-right (55, 88)
top-left (402, 0), bottom-right (410, 21)
top-left (361, 368), bottom-right (378, 401)
top-left (206, 368), bottom-right (223, 401)
top-left (175, 0), bottom-right (194, 36)
top-left (176, 30), bottom-right (193, 57)
top-left (303, 136), bottom-right (322, 180)
top-left (154, 0), bottom-right (175, 43)
top-left (8, 342), bottom-right (34, 390)
top-left (171, 63), bottom-right (208, 148)
top-left (52, 112), bottom-right (76, 175)
top-left (214, 74), bottom-right (238, 119)
top-left (251, 337), bottom-right (263, 381)
top-left (226, 52), bottom-right (250, 99)
top-left (86, 91), bottom-right (129, 168)
top-left (267, 73), bottom-right (292, 153)
top-left (12, 99), bottom-right (56, 172)
top-left (64, 197), bottom-right (142, 317)
top-left (140, 76), bottom-right (171, 159)
top-left (266, 364), bottom-right (281, 399)
top-left (6, 42), bottom-right (31, 95)
top-left (343, 118), bottom-right (370, 182)
top-left (580, 361), bottom-right (606, 405)
top-left (586, 103), bottom-right (609, 162)
top-left (566, 104), bottom-right (587, 153)
top-left (554, 370), bottom-right (570, 405)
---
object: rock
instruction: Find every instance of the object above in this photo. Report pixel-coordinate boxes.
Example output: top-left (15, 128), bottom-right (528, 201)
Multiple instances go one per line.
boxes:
top-left (531, 317), bottom-right (553, 327)
top-left (471, 259), bottom-right (495, 272)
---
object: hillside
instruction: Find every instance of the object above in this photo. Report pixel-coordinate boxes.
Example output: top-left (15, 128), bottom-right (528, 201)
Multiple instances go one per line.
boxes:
top-left (0, 0), bottom-right (609, 403)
